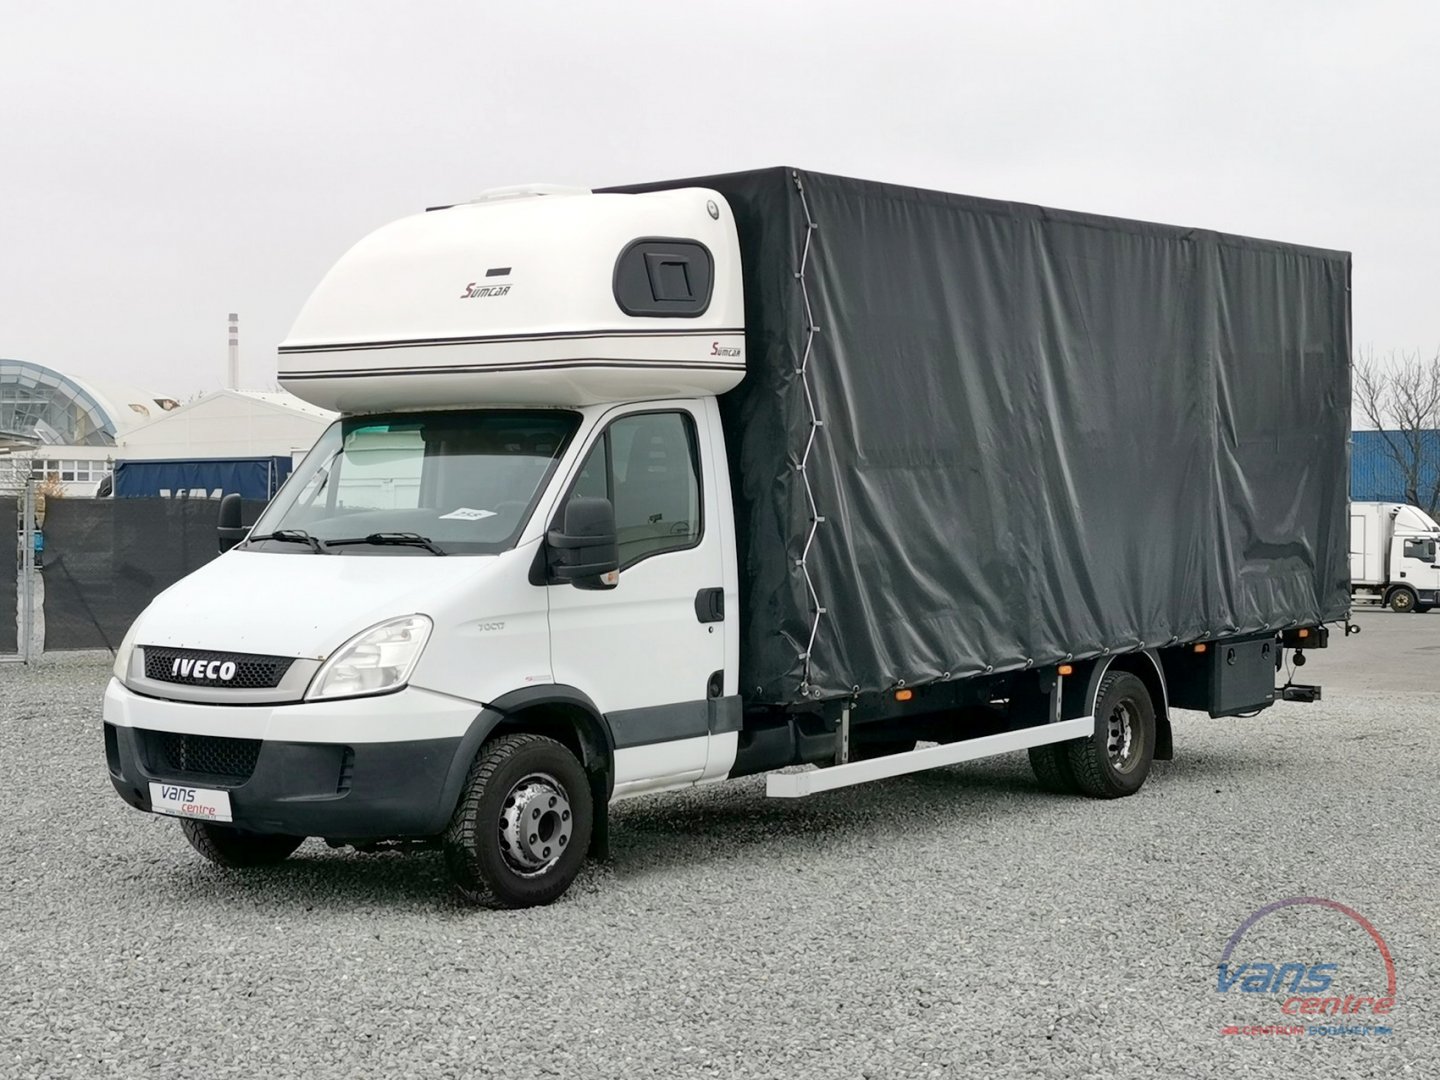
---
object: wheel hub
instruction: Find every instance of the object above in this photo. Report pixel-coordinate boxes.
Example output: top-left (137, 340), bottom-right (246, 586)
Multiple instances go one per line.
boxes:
top-left (1106, 702), bottom-right (1136, 770)
top-left (498, 772), bottom-right (573, 876)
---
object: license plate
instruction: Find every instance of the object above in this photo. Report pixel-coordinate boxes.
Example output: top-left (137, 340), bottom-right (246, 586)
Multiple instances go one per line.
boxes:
top-left (148, 782), bottom-right (233, 823)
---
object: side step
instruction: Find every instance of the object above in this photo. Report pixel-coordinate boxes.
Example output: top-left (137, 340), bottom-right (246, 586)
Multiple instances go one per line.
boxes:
top-left (765, 716), bottom-right (1094, 798)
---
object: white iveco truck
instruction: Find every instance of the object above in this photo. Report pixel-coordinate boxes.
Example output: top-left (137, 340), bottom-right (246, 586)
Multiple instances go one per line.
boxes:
top-left (104, 169), bottom-right (1349, 907)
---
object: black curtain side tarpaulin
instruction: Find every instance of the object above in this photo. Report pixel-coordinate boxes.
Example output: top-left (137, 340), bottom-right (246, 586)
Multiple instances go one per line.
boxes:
top-left (606, 168), bottom-right (1351, 706)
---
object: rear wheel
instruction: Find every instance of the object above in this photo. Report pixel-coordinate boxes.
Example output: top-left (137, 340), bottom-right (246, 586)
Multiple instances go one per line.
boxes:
top-left (180, 820), bottom-right (305, 867)
top-left (1065, 671), bottom-right (1156, 798)
top-left (444, 734), bottom-right (592, 909)
top-left (1418, 605), bottom-right (1434, 614)
top-left (1388, 586), bottom-right (1418, 613)
top-left (1028, 743), bottom-right (1081, 793)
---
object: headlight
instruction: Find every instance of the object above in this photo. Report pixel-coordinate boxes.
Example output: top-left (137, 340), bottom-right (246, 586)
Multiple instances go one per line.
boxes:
top-left (306, 615), bottom-right (433, 701)
top-left (112, 620), bottom-right (141, 683)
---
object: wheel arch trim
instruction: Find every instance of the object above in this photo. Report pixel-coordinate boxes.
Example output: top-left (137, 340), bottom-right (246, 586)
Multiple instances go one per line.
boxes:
top-left (1083, 650), bottom-right (1172, 761)
top-left (430, 685), bottom-right (617, 836)
top-left (1083, 650), bottom-right (1169, 717)
top-left (487, 685), bottom-right (615, 758)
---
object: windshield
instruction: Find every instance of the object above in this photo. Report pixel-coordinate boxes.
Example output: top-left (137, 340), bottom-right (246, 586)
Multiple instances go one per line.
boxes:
top-left (246, 410), bottom-right (580, 555)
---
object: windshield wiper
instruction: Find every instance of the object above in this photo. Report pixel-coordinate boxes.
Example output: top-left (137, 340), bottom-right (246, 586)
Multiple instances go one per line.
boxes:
top-left (326, 532), bottom-right (447, 556)
top-left (245, 529), bottom-right (329, 554)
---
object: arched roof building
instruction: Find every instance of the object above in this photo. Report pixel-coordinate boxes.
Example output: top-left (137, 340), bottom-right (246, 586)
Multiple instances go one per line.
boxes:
top-left (0, 358), bottom-right (177, 447)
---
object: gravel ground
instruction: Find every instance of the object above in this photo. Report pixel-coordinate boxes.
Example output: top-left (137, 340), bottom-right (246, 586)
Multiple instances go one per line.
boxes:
top-left (2, 615), bottom-right (1435, 1079)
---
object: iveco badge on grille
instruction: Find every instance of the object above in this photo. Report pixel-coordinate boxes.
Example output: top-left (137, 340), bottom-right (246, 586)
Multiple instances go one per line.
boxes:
top-left (170, 658), bottom-right (237, 682)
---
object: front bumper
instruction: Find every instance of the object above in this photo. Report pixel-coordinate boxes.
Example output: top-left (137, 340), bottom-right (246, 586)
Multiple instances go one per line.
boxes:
top-left (102, 678), bottom-right (490, 839)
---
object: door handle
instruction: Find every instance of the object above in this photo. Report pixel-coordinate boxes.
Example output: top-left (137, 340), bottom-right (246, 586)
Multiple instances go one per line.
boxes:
top-left (694, 587), bottom-right (724, 623)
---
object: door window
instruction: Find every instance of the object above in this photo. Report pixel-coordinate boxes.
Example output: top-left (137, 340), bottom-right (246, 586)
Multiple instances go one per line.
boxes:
top-left (566, 412), bottom-right (701, 568)
top-left (1403, 538), bottom-right (1436, 563)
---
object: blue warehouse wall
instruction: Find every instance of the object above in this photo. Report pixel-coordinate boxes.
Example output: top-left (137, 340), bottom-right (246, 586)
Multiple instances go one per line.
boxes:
top-left (1352, 430), bottom-right (1440, 507)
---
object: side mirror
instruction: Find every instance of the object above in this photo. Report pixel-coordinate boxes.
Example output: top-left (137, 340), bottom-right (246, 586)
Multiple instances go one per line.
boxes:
top-left (547, 496), bottom-right (619, 589)
top-left (217, 493), bottom-right (247, 553)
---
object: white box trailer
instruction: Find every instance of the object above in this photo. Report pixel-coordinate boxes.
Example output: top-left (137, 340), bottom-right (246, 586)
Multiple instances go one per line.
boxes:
top-left (101, 171), bottom-right (1349, 908)
top-left (1350, 501), bottom-right (1440, 612)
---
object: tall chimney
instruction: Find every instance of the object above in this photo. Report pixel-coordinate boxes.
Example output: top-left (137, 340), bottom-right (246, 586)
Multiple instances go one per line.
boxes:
top-left (227, 312), bottom-right (240, 389)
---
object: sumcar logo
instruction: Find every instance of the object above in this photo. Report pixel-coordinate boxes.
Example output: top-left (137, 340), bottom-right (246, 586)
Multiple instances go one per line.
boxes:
top-left (171, 658), bottom-right (237, 682)
top-left (1217, 897), bottom-right (1397, 1037)
top-left (460, 282), bottom-right (511, 299)
top-left (711, 341), bottom-right (741, 357)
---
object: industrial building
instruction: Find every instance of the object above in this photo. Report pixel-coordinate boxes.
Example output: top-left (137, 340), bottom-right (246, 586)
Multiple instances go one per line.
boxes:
top-left (1, 357), bottom-right (334, 496)
top-left (1351, 429), bottom-right (1440, 510)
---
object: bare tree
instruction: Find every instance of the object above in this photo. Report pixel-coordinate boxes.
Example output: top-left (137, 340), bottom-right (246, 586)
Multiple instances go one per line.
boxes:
top-left (1353, 347), bottom-right (1440, 512)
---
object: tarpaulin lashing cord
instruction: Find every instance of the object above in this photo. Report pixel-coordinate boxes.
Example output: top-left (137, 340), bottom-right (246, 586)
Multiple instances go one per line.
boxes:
top-left (791, 171), bottom-right (826, 698)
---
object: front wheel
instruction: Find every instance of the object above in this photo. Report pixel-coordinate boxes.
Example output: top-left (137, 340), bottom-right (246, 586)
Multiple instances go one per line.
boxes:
top-left (444, 734), bottom-right (592, 909)
top-left (1388, 587), bottom-right (1418, 613)
top-left (1065, 671), bottom-right (1156, 798)
top-left (180, 820), bottom-right (305, 867)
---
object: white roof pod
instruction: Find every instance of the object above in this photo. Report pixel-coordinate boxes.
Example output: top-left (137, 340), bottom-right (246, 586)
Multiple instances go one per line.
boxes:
top-left (1390, 503), bottom-right (1440, 534)
top-left (278, 186), bottom-right (745, 412)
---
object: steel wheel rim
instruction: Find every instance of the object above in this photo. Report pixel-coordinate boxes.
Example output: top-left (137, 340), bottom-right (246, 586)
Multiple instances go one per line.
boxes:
top-left (497, 772), bottom-right (573, 877)
top-left (1106, 700), bottom-right (1139, 773)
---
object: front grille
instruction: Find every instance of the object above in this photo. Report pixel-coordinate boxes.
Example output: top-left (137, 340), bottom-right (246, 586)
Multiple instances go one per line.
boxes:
top-left (143, 646), bottom-right (295, 690)
top-left (144, 730), bottom-right (262, 783)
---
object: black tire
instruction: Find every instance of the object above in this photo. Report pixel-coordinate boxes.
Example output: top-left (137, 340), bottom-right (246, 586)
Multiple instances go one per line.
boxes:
top-left (444, 734), bottom-right (592, 909)
top-left (180, 819), bottom-right (305, 867)
top-left (1418, 605), bottom-right (1434, 614)
top-left (1065, 671), bottom-right (1156, 798)
top-left (1029, 743), bottom-right (1081, 793)
top-left (1388, 587), bottom-right (1417, 614)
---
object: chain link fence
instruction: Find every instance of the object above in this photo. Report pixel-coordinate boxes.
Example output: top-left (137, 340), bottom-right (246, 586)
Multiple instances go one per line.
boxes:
top-left (2, 457), bottom-right (37, 659)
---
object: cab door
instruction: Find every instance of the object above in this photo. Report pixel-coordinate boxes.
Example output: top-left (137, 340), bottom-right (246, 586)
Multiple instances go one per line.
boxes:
top-left (1400, 535), bottom-right (1440, 599)
top-left (545, 402), bottom-right (727, 797)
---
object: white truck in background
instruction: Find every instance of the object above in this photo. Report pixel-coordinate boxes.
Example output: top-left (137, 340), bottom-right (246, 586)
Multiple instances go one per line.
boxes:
top-left (1350, 501), bottom-right (1440, 612)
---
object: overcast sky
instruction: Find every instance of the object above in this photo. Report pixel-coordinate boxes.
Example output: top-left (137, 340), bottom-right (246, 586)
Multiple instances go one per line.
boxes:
top-left (3, 1), bottom-right (1437, 398)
